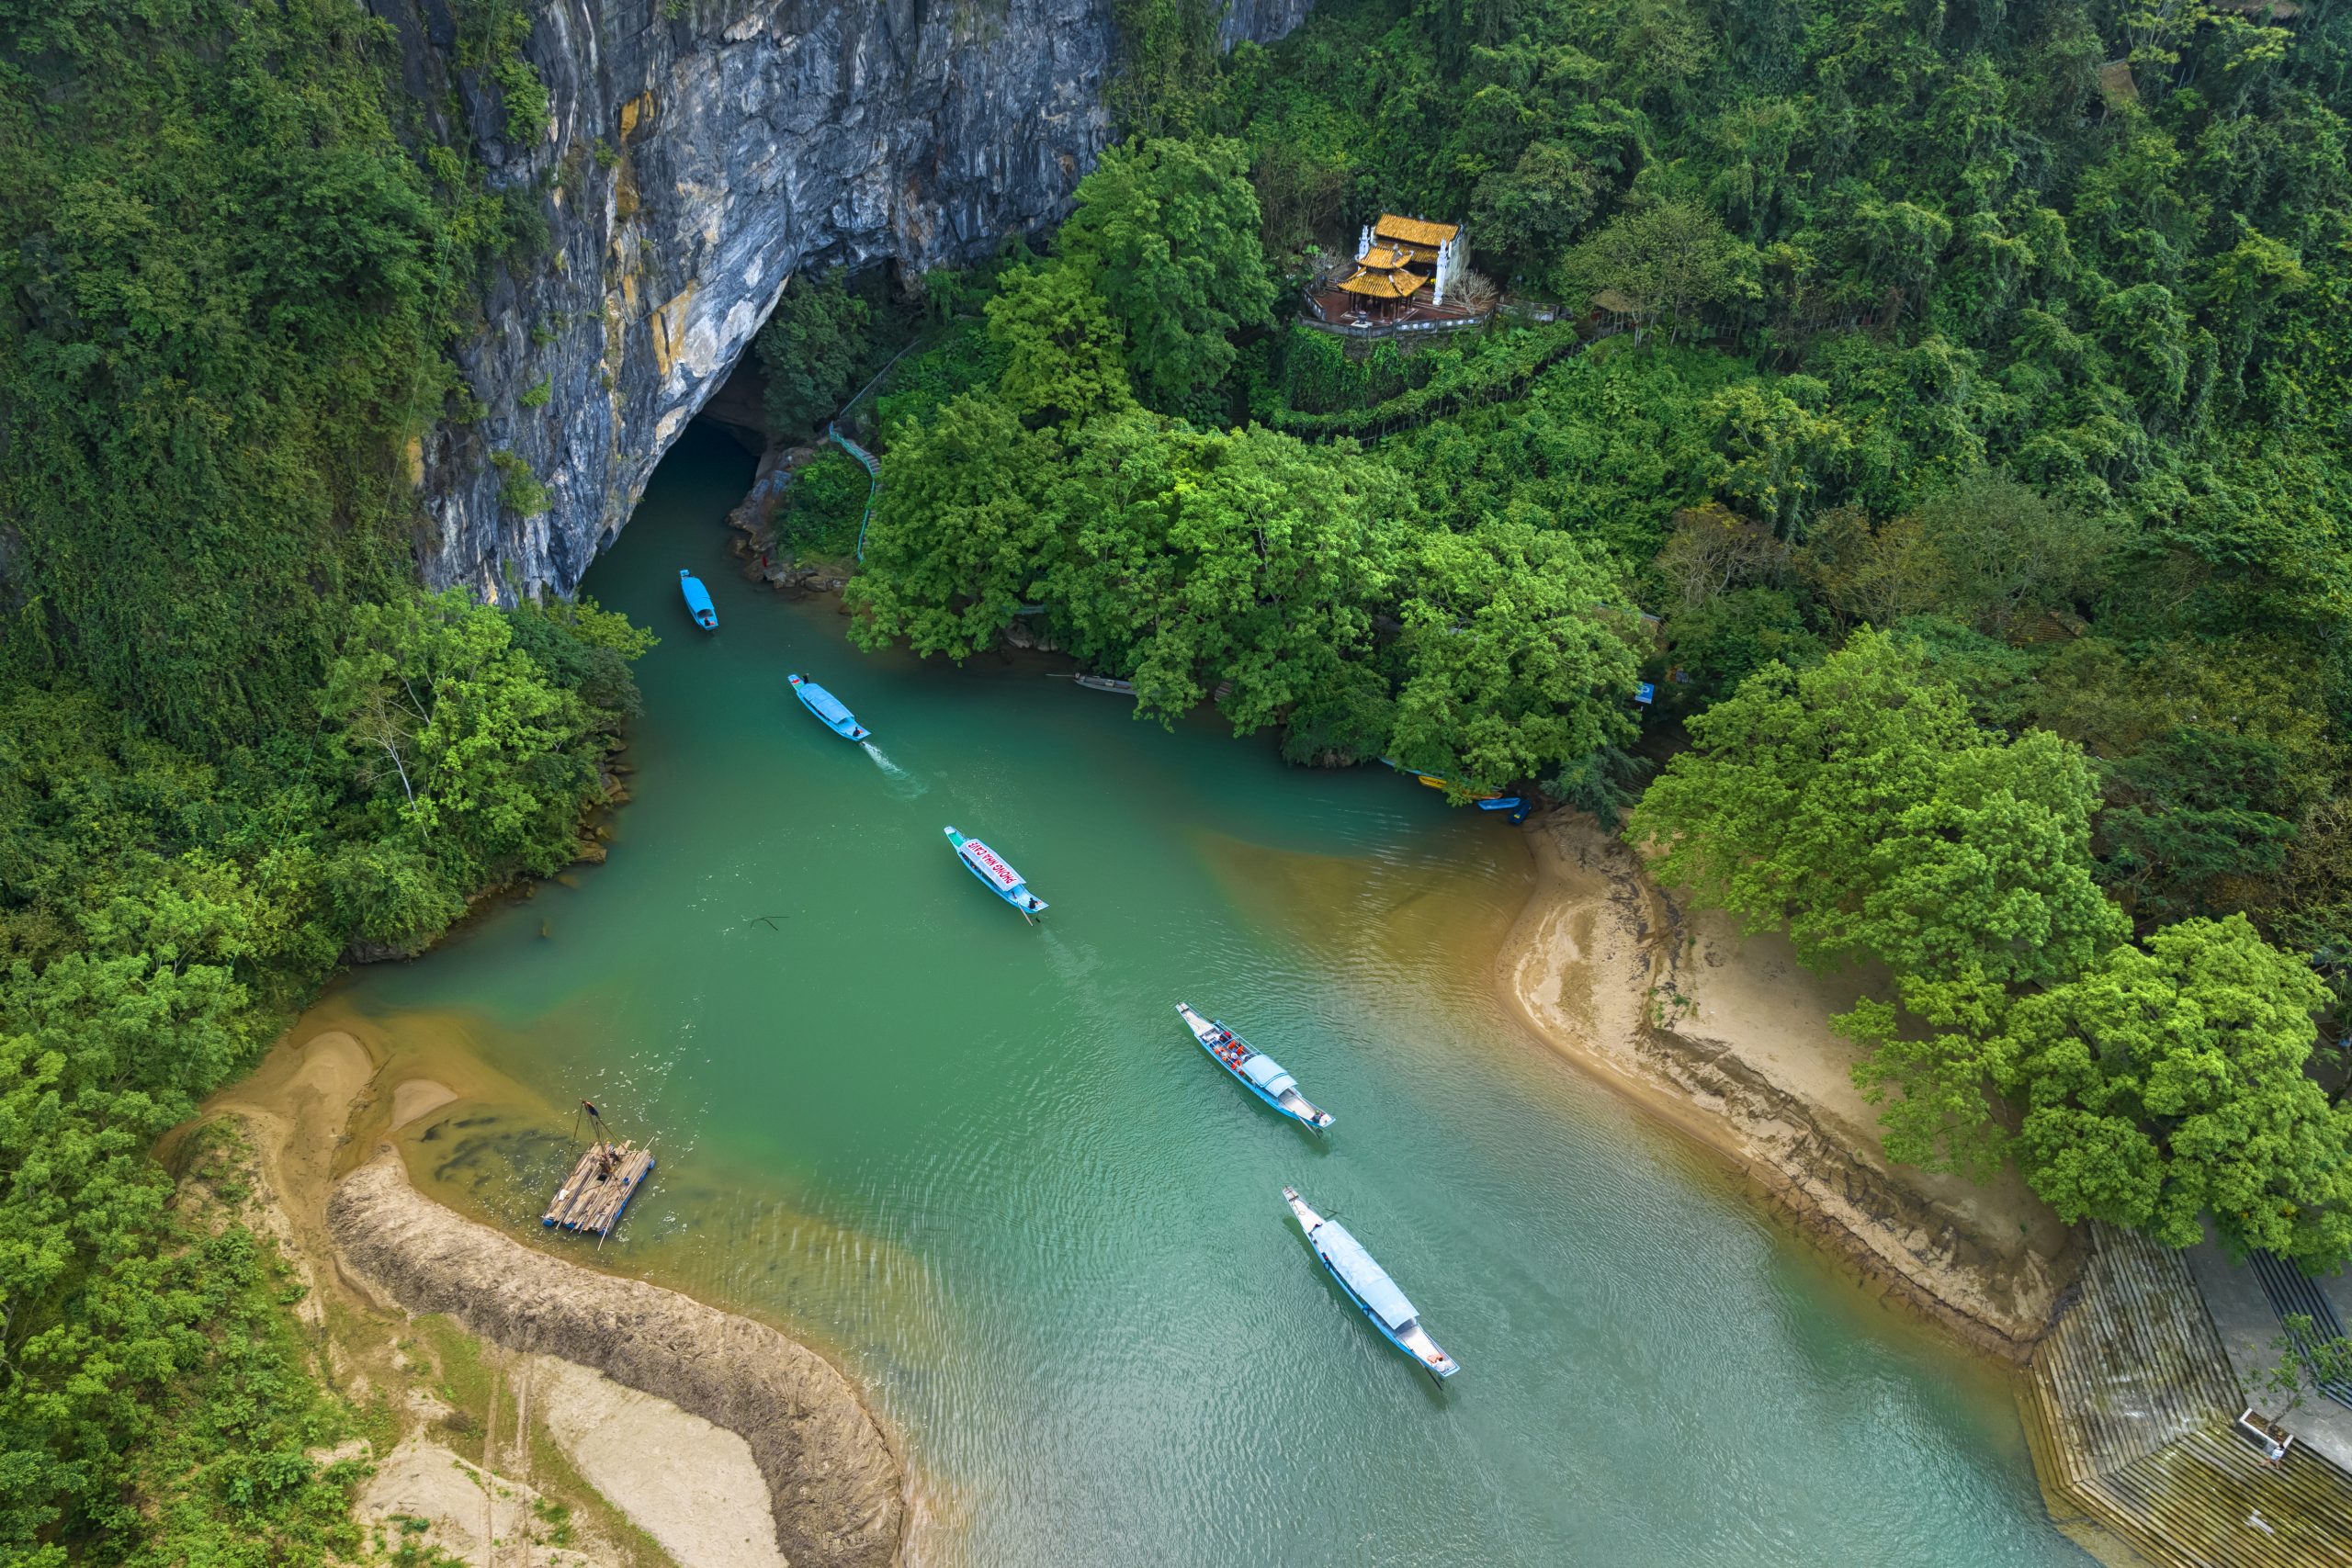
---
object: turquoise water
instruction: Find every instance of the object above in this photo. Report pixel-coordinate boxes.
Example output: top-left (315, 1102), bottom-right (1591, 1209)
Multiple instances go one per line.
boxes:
top-left (329, 425), bottom-right (2087, 1566)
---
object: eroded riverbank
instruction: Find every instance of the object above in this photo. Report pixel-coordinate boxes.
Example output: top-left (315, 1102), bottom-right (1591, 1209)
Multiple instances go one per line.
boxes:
top-left (1498, 808), bottom-right (2081, 1359)
top-left (197, 1024), bottom-right (906, 1568)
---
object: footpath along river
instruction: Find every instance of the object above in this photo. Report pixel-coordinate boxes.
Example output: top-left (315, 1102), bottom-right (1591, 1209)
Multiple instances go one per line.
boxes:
top-left (318, 425), bottom-right (2092, 1567)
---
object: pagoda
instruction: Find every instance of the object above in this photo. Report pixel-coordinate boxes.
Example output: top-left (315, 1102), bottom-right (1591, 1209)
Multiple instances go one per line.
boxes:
top-left (1333, 214), bottom-right (1467, 319)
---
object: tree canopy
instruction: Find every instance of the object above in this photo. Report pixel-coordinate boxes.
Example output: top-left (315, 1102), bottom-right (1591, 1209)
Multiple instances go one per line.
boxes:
top-left (1994, 916), bottom-right (2351, 1269)
top-left (1060, 136), bottom-right (1277, 412)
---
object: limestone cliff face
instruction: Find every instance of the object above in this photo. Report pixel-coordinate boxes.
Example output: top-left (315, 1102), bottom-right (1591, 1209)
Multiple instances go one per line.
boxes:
top-left (368, 0), bottom-right (1316, 599)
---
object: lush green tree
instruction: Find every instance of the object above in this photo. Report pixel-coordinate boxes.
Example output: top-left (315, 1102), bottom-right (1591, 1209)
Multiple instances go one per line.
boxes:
top-left (1990, 915), bottom-right (2351, 1269)
top-left (1556, 201), bottom-right (1755, 341)
top-left (2098, 729), bottom-right (2302, 921)
top-left (756, 270), bottom-right (874, 435)
top-left (1798, 473), bottom-right (2118, 637)
top-left (984, 261), bottom-right (1138, 424)
top-left (1699, 378), bottom-right (1853, 536)
top-left (1041, 415), bottom-right (1404, 728)
top-left (317, 590), bottom-right (607, 884)
top-left (1388, 523), bottom-right (1645, 795)
top-left (1059, 137), bottom-right (1277, 410)
top-left (846, 395), bottom-right (1069, 658)
top-left (1630, 627), bottom-right (2127, 985)
top-left (1472, 141), bottom-right (1601, 276)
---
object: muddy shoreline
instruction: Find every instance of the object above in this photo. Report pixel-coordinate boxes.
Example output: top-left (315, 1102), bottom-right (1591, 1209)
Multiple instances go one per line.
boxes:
top-left (1497, 809), bottom-right (2080, 1361)
top-left (330, 1151), bottom-right (904, 1568)
top-left (200, 1029), bottom-right (909, 1568)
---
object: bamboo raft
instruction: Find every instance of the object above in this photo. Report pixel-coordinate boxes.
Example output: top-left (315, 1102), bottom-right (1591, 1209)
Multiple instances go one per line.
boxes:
top-left (541, 1140), bottom-right (655, 1237)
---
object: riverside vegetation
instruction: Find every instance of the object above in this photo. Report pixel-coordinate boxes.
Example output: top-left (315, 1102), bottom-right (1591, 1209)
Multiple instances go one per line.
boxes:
top-left (6, 0), bottom-right (2352, 1558)
top-left (0, 1), bottom-right (650, 1560)
top-left (798, 0), bottom-right (2352, 1291)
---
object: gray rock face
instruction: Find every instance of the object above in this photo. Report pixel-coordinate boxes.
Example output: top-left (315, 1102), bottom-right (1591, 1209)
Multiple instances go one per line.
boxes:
top-left (368, 0), bottom-right (1315, 600)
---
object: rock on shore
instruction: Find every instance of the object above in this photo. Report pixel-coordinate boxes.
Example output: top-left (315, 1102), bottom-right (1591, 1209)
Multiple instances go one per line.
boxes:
top-left (328, 1151), bottom-right (904, 1568)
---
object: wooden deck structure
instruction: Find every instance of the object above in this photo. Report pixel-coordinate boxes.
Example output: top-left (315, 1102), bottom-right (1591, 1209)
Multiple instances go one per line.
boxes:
top-left (541, 1140), bottom-right (655, 1237)
top-left (2021, 1223), bottom-right (2352, 1566)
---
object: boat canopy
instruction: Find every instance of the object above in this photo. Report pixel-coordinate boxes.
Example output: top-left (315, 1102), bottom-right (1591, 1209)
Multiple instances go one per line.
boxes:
top-left (1239, 1055), bottom-right (1296, 1095)
top-left (798, 682), bottom-right (855, 727)
top-left (958, 839), bottom-right (1025, 893)
top-left (1316, 1222), bottom-right (1419, 1330)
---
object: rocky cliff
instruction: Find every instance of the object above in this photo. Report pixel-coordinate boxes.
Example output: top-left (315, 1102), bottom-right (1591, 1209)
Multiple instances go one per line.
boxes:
top-left (368, 0), bottom-right (1315, 600)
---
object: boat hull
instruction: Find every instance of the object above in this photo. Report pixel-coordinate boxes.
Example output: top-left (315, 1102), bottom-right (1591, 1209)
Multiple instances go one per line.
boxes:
top-left (789, 675), bottom-right (870, 741)
top-left (1283, 1187), bottom-right (1458, 1379)
top-left (679, 570), bottom-right (718, 631)
top-left (944, 828), bottom-right (1047, 917)
top-left (1174, 1003), bottom-right (1331, 1132)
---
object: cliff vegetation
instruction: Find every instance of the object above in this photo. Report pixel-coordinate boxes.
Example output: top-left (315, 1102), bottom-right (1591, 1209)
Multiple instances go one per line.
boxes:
top-left (0, 2), bottom-right (650, 1559)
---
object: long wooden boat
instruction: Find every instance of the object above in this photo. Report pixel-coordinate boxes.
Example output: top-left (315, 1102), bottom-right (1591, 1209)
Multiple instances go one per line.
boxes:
top-left (789, 674), bottom-right (869, 740)
top-left (1174, 1002), bottom-right (1332, 1132)
top-left (1283, 1186), bottom-right (1458, 1379)
top-left (1074, 674), bottom-right (1136, 694)
top-left (679, 570), bottom-right (718, 631)
top-left (944, 826), bottom-right (1047, 919)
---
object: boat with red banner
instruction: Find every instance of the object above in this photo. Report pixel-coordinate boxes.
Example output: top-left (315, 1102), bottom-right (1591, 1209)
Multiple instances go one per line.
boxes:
top-left (944, 827), bottom-right (1048, 921)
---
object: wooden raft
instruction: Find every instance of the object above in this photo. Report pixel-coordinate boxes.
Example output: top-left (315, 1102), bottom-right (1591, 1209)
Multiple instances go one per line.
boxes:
top-left (541, 1140), bottom-right (655, 1237)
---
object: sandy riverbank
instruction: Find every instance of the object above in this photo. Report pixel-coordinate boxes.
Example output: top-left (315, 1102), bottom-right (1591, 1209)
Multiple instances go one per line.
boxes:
top-left (200, 1028), bottom-right (907, 1568)
top-left (1498, 809), bottom-right (2080, 1359)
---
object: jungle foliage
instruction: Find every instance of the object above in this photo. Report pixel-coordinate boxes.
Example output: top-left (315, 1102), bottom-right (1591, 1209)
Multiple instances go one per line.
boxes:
top-left (0, 2), bottom-right (649, 1559)
top-left (861, 0), bottom-right (2352, 1265)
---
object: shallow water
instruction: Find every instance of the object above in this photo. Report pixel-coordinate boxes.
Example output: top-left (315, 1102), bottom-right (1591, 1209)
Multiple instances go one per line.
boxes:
top-left (324, 424), bottom-right (2088, 1567)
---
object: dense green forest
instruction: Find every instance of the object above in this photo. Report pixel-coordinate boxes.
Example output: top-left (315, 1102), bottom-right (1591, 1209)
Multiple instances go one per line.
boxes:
top-left (825, 0), bottom-right (2352, 1270)
top-left (0, 1), bottom-right (646, 1559)
top-left (6, 0), bottom-right (2352, 1553)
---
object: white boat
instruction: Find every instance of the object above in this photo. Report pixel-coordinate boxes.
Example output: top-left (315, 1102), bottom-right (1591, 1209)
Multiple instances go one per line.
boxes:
top-left (1175, 1003), bottom-right (1331, 1132)
top-left (1283, 1186), bottom-right (1458, 1379)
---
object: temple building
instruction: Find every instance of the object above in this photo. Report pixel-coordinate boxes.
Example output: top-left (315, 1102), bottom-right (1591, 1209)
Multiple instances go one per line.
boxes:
top-left (1332, 214), bottom-right (1468, 318)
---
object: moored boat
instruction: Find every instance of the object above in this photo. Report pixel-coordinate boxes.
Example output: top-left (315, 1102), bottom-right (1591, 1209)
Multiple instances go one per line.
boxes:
top-left (944, 827), bottom-right (1048, 919)
top-left (1074, 673), bottom-right (1136, 694)
top-left (1174, 1003), bottom-right (1332, 1132)
top-left (1283, 1186), bottom-right (1458, 1379)
top-left (789, 674), bottom-right (870, 740)
top-left (1376, 757), bottom-right (1528, 822)
top-left (679, 570), bottom-right (718, 631)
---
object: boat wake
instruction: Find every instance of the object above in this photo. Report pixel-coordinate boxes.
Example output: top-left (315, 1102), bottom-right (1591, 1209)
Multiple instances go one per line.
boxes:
top-left (863, 743), bottom-right (925, 795)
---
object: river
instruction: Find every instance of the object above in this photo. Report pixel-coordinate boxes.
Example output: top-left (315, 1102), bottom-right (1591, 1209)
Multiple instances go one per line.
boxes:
top-left (320, 425), bottom-right (2090, 1566)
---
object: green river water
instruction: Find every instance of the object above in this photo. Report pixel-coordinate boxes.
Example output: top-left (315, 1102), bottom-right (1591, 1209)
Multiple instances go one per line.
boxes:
top-left (321, 425), bottom-right (2092, 1567)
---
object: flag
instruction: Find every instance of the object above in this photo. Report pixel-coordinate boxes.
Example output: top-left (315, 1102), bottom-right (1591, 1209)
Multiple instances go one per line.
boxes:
top-left (582, 1100), bottom-right (600, 1119)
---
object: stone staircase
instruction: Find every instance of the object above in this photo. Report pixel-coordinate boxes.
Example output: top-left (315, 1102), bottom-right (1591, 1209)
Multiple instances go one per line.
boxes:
top-left (825, 422), bottom-right (880, 560)
top-left (2021, 1223), bottom-right (2352, 1566)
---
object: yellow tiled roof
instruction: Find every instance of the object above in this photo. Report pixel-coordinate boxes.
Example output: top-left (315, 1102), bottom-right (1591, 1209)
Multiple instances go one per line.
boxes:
top-left (1337, 267), bottom-right (1429, 299)
top-left (1360, 243), bottom-right (1417, 270)
top-left (1374, 214), bottom-right (1459, 248)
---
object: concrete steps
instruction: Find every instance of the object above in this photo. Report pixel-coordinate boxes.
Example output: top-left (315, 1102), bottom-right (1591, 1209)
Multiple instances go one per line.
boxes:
top-left (2024, 1224), bottom-right (2352, 1566)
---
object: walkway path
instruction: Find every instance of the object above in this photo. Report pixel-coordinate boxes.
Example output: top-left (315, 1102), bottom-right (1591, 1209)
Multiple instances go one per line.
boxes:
top-left (2185, 1229), bottom-right (2352, 1470)
top-left (825, 423), bottom-right (880, 561)
top-left (2022, 1223), bottom-right (2352, 1566)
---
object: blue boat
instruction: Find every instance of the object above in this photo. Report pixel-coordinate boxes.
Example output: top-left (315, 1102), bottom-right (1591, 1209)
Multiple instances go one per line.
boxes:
top-left (1377, 757), bottom-right (1528, 823)
top-left (944, 827), bottom-right (1047, 920)
top-left (1283, 1186), bottom-right (1458, 1379)
top-left (679, 570), bottom-right (718, 631)
top-left (789, 674), bottom-right (869, 741)
top-left (1174, 1003), bottom-right (1332, 1132)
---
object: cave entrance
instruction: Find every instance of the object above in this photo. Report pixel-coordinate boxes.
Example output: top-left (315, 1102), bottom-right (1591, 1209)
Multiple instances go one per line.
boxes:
top-left (688, 257), bottom-right (924, 459)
